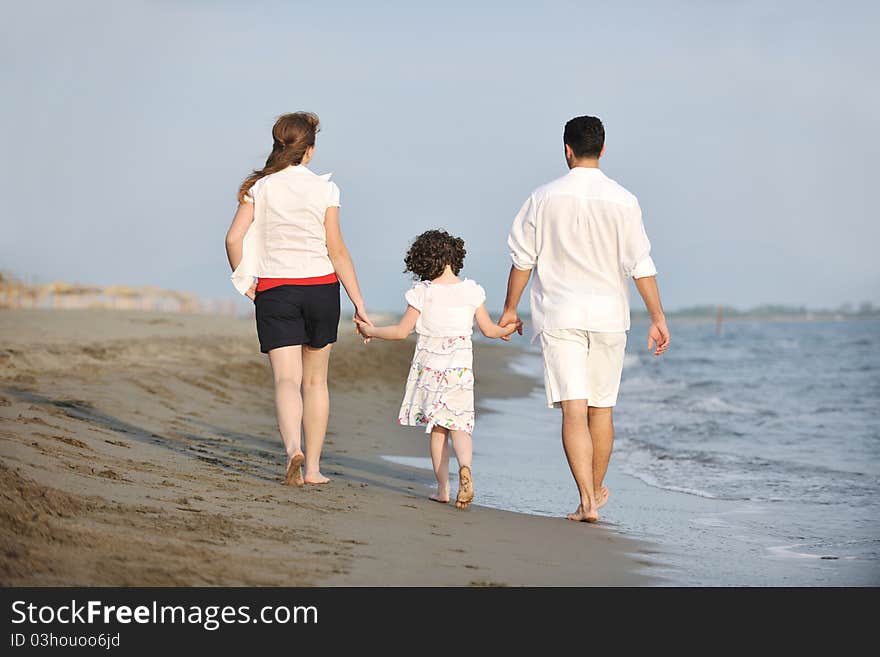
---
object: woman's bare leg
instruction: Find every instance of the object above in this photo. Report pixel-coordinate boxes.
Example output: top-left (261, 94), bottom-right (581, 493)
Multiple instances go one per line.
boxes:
top-left (429, 426), bottom-right (451, 502)
top-left (267, 346), bottom-right (304, 464)
top-left (301, 343), bottom-right (333, 484)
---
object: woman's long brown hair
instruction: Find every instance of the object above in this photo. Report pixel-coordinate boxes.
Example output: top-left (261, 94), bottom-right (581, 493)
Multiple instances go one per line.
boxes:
top-left (238, 112), bottom-right (320, 203)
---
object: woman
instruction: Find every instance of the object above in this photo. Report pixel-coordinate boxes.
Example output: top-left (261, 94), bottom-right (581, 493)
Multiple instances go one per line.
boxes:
top-left (225, 112), bottom-right (371, 486)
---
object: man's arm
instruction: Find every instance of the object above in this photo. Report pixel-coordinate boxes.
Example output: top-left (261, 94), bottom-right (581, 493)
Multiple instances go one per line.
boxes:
top-left (500, 195), bottom-right (538, 339)
top-left (498, 265), bottom-right (531, 339)
top-left (633, 275), bottom-right (670, 357)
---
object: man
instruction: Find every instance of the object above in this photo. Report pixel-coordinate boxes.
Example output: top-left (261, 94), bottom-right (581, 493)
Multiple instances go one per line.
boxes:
top-left (500, 115), bottom-right (670, 523)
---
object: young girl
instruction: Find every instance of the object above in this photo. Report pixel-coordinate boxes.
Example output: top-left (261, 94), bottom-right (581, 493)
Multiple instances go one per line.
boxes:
top-left (225, 112), bottom-right (372, 487)
top-left (355, 230), bottom-right (519, 509)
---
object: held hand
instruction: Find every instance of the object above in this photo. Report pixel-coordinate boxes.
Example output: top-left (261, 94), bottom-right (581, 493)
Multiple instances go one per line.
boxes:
top-left (353, 317), bottom-right (373, 343)
top-left (354, 304), bottom-right (373, 344)
top-left (647, 317), bottom-right (670, 357)
top-left (354, 305), bottom-right (373, 327)
top-left (497, 308), bottom-right (522, 342)
top-left (500, 320), bottom-right (522, 339)
top-left (245, 282), bottom-right (257, 301)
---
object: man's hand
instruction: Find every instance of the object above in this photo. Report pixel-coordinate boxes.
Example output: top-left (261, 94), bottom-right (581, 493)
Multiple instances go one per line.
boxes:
top-left (647, 316), bottom-right (670, 357)
top-left (633, 275), bottom-right (668, 356)
top-left (499, 266), bottom-right (532, 341)
top-left (498, 308), bottom-right (523, 342)
top-left (245, 282), bottom-right (257, 301)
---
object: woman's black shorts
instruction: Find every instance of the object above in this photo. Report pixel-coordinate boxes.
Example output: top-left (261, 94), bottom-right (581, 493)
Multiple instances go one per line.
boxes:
top-left (254, 283), bottom-right (341, 353)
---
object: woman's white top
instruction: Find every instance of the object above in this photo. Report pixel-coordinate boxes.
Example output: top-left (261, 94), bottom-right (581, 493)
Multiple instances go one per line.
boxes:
top-left (230, 164), bottom-right (341, 295)
top-left (404, 279), bottom-right (487, 337)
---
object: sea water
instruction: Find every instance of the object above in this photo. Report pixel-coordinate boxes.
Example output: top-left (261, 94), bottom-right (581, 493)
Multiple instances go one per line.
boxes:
top-left (386, 318), bottom-right (880, 585)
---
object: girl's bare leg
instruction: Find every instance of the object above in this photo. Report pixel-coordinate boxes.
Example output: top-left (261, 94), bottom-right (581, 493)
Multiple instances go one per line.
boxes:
top-left (449, 430), bottom-right (472, 469)
top-left (450, 430), bottom-right (474, 509)
top-left (267, 345), bottom-right (304, 465)
top-left (429, 426), bottom-right (451, 502)
top-left (301, 343), bottom-right (333, 484)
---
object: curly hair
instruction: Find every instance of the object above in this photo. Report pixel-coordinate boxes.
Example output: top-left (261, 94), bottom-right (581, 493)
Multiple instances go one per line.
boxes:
top-left (404, 230), bottom-right (466, 281)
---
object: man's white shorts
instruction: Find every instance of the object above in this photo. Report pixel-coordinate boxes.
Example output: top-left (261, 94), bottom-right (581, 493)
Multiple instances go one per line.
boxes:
top-left (538, 329), bottom-right (627, 409)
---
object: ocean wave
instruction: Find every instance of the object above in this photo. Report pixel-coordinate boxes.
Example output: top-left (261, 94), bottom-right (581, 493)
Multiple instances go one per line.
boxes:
top-left (617, 465), bottom-right (719, 499)
top-left (613, 434), bottom-right (879, 504)
top-left (691, 396), bottom-right (759, 414)
top-left (688, 379), bottom-right (720, 389)
top-left (620, 376), bottom-right (687, 393)
top-left (660, 395), bottom-right (780, 417)
top-left (676, 356), bottom-right (717, 365)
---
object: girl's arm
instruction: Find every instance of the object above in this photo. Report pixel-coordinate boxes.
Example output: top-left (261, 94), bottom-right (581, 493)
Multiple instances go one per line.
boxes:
top-left (475, 304), bottom-right (520, 339)
top-left (325, 207), bottom-right (371, 326)
top-left (225, 203), bottom-right (256, 299)
top-left (355, 306), bottom-right (419, 341)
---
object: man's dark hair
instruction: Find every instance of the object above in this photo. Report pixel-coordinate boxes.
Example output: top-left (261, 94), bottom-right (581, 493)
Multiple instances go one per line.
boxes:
top-left (563, 116), bottom-right (605, 159)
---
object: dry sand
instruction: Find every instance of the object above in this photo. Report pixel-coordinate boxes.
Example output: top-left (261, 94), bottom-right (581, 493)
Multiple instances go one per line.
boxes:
top-left (0, 308), bottom-right (655, 586)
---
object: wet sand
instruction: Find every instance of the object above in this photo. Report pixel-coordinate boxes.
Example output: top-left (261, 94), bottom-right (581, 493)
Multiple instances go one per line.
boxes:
top-left (0, 309), bottom-right (656, 586)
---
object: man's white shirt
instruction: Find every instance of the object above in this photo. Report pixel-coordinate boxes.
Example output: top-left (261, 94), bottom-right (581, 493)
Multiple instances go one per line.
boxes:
top-left (507, 166), bottom-right (657, 340)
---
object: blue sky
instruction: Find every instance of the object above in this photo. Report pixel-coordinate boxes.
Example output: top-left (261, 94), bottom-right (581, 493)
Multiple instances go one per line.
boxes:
top-left (2, 1), bottom-right (878, 312)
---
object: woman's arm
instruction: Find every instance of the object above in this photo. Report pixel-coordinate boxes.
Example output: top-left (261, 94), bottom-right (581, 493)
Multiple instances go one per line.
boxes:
top-left (355, 306), bottom-right (419, 341)
top-left (475, 304), bottom-right (520, 339)
top-left (225, 202), bottom-right (256, 299)
top-left (225, 202), bottom-right (255, 270)
top-left (325, 206), bottom-right (371, 326)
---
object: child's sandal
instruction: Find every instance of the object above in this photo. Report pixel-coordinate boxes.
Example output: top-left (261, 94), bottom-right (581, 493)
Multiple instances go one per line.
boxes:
top-left (455, 465), bottom-right (474, 509)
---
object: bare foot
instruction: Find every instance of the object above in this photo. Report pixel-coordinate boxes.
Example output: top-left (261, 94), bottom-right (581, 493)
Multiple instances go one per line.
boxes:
top-left (284, 453), bottom-right (305, 487)
top-left (566, 503), bottom-right (599, 523)
top-left (304, 471), bottom-right (330, 485)
top-left (596, 485), bottom-right (610, 509)
top-left (430, 483), bottom-right (450, 503)
top-left (455, 466), bottom-right (474, 510)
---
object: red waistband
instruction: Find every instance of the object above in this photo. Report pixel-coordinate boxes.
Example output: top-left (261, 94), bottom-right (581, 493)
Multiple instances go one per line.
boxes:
top-left (256, 273), bottom-right (338, 292)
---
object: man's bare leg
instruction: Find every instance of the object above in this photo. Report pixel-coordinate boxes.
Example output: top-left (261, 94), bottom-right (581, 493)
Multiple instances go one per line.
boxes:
top-left (561, 400), bottom-right (598, 522)
top-left (589, 406), bottom-right (614, 508)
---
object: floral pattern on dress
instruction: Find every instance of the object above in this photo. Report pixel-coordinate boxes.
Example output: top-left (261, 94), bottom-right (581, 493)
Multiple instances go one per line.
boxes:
top-left (398, 335), bottom-right (475, 434)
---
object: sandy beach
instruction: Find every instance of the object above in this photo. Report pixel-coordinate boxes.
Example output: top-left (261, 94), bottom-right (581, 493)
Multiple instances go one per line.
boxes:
top-left (0, 308), bottom-right (655, 586)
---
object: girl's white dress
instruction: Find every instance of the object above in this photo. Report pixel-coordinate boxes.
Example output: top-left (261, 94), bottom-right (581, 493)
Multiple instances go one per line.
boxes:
top-left (397, 279), bottom-right (486, 434)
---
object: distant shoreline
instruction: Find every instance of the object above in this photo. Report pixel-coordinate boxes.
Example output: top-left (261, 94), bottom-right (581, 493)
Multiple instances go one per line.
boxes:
top-left (630, 312), bottom-right (880, 324)
top-left (5, 271), bottom-right (878, 323)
